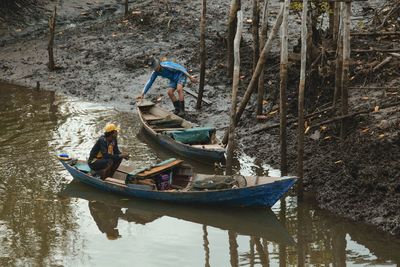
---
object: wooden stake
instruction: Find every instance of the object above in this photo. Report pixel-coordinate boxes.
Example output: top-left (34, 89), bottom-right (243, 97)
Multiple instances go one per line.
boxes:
top-left (279, 0), bottom-right (290, 176)
top-left (196, 0), bottom-right (207, 109)
top-left (48, 6), bottom-right (57, 71)
top-left (226, 10), bottom-right (243, 175)
top-left (252, 0), bottom-right (260, 75)
top-left (340, 1), bottom-right (351, 139)
top-left (257, 0), bottom-right (270, 116)
top-left (125, 0), bottom-right (129, 17)
top-left (333, 5), bottom-right (343, 110)
top-left (222, 5), bottom-right (285, 145)
top-left (227, 0), bottom-right (241, 78)
top-left (297, 0), bottom-right (308, 200)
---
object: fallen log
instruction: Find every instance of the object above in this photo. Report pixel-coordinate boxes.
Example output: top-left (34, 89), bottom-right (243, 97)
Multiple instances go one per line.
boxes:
top-left (373, 56), bottom-right (392, 72)
top-left (349, 86), bottom-right (400, 90)
top-left (184, 87), bottom-right (211, 105)
top-left (351, 31), bottom-right (400, 36)
top-left (251, 101), bottom-right (400, 134)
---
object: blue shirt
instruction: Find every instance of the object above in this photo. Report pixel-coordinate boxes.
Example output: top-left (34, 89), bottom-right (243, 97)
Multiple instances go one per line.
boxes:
top-left (142, 61), bottom-right (189, 95)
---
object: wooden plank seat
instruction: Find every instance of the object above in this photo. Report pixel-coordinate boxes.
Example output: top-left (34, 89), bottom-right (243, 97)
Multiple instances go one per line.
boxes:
top-left (135, 159), bottom-right (184, 178)
top-left (142, 113), bottom-right (164, 121)
top-left (155, 127), bottom-right (186, 132)
top-left (190, 144), bottom-right (225, 149)
top-left (105, 177), bottom-right (128, 187)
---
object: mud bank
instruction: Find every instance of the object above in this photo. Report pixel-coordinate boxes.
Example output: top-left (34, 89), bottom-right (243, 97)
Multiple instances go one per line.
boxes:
top-left (1, 0), bottom-right (399, 235)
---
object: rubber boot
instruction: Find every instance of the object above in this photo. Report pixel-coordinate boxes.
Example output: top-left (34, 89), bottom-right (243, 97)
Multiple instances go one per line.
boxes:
top-left (178, 100), bottom-right (185, 116)
top-left (173, 100), bottom-right (180, 115)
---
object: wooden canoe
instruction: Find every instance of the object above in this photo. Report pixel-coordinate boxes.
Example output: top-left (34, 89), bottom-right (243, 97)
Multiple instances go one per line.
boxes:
top-left (136, 100), bottom-right (225, 163)
top-left (59, 157), bottom-right (297, 208)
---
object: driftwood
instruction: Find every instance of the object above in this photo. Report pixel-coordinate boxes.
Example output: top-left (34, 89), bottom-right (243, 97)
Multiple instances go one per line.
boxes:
top-left (196, 0), bottom-right (207, 109)
top-left (252, 101), bottom-right (400, 134)
top-left (373, 56), bottom-right (393, 72)
top-left (226, 10), bottom-right (243, 175)
top-left (47, 6), bottom-right (56, 71)
top-left (390, 53), bottom-right (400, 58)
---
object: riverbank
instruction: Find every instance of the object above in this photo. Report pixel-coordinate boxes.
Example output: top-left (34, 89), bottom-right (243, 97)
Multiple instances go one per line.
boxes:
top-left (1, 0), bottom-right (399, 236)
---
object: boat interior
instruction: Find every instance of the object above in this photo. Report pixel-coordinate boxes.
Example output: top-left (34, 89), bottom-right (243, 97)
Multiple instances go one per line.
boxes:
top-left (69, 159), bottom-right (285, 192)
top-left (138, 101), bottom-right (221, 147)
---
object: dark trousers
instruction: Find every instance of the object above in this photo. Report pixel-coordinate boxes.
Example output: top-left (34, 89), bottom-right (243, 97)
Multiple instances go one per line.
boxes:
top-left (89, 158), bottom-right (122, 180)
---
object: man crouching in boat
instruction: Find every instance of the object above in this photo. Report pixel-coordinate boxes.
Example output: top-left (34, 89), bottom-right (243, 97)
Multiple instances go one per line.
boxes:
top-left (88, 123), bottom-right (129, 180)
top-left (137, 57), bottom-right (197, 116)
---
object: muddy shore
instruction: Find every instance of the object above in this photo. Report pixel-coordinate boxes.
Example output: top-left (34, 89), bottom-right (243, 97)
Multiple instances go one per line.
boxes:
top-left (1, 0), bottom-right (399, 235)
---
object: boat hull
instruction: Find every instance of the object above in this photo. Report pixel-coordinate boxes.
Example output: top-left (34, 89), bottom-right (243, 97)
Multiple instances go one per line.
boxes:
top-left (142, 122), bottom-right (226, 163)
top-left (61, 161), bottom-right (297, 208)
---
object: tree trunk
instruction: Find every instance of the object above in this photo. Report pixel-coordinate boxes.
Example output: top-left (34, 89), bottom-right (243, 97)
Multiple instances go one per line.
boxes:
top-left (227, 0), bottom-right (240, 78)
top-left (226, 10), bottom-right (243, 175)
top-left (279, 0), bottom-right (290, 176)
top-left (328, 2), bottom-right (335, 36)
top-left (222, 5), bottom-right (284, 145)
top-left (340, 1), bottom-right (351, 139)
top-left (196, 0), bottom-right (207, 109)
top-left (297, 0), bottom-right (308, 200)
top-left (333, 2), bottom-right (341, 45)
top-left (252, 0), bottom-right (260, 75)
top-left (257, 0), bottom-right (270, 116)
top-left (47, 6), bottom-right (56, 71)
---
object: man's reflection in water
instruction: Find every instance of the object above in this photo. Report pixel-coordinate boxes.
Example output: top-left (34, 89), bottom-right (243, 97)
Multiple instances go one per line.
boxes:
top-left (89, 200), bottom-right (123, 240)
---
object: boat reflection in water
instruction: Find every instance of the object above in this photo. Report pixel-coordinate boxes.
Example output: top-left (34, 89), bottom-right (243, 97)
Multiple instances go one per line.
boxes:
top-left (61, 181), bottom-right (294, 246)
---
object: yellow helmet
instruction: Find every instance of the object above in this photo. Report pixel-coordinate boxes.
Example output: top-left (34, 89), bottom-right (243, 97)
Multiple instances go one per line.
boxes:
top-left (104, 123), bottom-right (120, 133)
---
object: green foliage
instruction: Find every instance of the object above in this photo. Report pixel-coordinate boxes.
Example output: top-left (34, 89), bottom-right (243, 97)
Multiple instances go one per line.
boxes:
top-left (289, 1), bottom-right (334, 25)
top-left (290, 2), bottom-right (303, 12)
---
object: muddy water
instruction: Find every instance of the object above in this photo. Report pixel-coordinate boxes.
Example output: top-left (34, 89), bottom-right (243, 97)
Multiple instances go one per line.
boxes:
top-left (1, 83), bottom-right (399, 267)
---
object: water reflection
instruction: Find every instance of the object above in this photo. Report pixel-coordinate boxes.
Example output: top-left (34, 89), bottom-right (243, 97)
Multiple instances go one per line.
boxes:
top-left (1, 82), bottom-right (400, 266)
top-left (0, 84), bottom-right (77, 266)
top-left (61, 181), bottom-right (294, 245)
top-left (88, 201), bottom-right (122, 240)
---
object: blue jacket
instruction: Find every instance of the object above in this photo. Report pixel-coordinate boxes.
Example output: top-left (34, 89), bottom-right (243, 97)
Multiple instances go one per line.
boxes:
top-left (142, 61), bottom-right (190, 95)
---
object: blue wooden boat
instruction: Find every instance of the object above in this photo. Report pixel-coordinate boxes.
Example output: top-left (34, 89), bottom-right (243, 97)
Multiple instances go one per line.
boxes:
top-left (59, 157), bottom-right (297, 208)
top-left (137, 100), bottom-right (225, 163)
